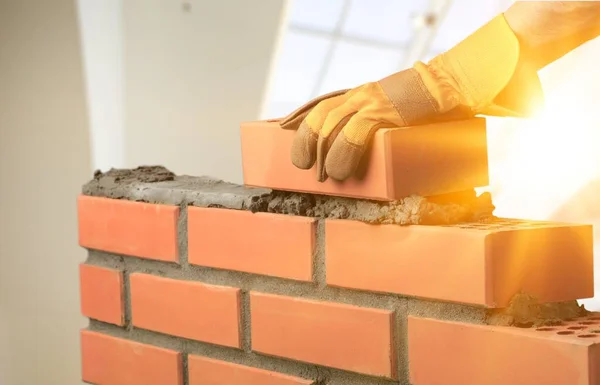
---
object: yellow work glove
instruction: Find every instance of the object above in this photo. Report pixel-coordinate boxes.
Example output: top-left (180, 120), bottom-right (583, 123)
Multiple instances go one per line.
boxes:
top-left (280, 14), bottom-right (543, 182)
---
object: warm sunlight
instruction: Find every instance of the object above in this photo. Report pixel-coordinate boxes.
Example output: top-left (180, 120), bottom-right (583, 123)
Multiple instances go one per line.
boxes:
top-left (486, 86), bottom-right (600, 221)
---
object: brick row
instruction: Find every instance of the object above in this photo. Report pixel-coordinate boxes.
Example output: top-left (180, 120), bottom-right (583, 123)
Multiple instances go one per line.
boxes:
top-left (80, 331), bottom-right (314, 385)
top-left (79, 266), bottom-right (397, 378)
top-left (78, 197), bottom-right (594, 307)
top-left (240, 118), bottom-right (489, 201)
top-left (78, 265), bottom-right (598, 382)
top-left (81, 313), bottom-right (600, 385)
top-left (408, 314), bottom-right (600, 385)
top-left (326, 218), bottom-right (593, 307)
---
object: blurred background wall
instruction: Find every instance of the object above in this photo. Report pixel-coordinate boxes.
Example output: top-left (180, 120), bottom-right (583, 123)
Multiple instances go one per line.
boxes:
top-left (0, 1), bottom-right (91, 384)
top-left (2, 0), bottom-right (600, 384)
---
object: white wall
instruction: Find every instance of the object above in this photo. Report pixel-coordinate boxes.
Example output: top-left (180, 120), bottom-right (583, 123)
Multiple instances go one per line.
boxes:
top-left (123, 0), bottom-right (289, 184)
top-left (77, 0), bottom-right (125, 171)
top-left (0, 0), bottom-right (91, 384)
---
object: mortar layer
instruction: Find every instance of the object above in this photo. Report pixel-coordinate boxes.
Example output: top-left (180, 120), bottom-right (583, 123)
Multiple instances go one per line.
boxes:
top-left (83, 166), bottom-right (495, 225)
top-left (486, 293), bottom-right (588, 328)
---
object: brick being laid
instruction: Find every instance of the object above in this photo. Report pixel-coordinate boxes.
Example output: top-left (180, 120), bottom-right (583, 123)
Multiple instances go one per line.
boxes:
top-left (408, 314), bottom-right (600, 385)
top-left (326, 218), bottom-right (593, 307)
top-left (240, 118), bottom-right (489, 201)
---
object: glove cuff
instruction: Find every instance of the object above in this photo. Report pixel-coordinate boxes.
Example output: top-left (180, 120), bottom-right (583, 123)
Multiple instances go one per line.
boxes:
top-left (421, 14), bottom-right (543, 117)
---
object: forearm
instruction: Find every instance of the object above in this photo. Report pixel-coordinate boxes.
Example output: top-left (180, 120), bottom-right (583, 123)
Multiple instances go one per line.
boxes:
top-left (504, 1), bottom-right (600, 70)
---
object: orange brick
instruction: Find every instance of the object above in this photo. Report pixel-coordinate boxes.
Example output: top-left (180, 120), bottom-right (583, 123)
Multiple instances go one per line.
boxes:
top-left (408, 315), bottom-right (600, 385)
top-left (250, 292), bottom-right (396, 379)
top-left (188, 207), bottom-right (315, 281)
top-left (79, 264), bottom-right (124, 325)
top-left (240, 118), bottom-right (488, 201)
top-left (188, 355), bottom-right (314, 385)
top-left (78, 195), bottom-right (179, 262)
top-left (80, 330), bottom-right (182, 385)
top-left (326, 218), bottom-right (593, 307)
top-left (130, 273), bottom-right (241, 348)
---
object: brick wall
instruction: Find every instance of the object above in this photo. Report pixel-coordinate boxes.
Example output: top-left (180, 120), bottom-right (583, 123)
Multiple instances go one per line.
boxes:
top-left (78, 118), bottom-right (597, 385)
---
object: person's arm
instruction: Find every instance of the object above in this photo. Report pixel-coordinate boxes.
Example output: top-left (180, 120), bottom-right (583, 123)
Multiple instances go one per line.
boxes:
top-left (505, 1), bottom-right (600, 71)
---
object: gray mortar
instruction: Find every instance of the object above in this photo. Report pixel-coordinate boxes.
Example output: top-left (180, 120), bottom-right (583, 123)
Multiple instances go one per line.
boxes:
top-left (407, 298), bottom-right (488, 324)
top-left (86, 251), bottom-right (403, 316)
top-left (485, 293), bottom-right (588, 328)
top-left (83, 166), bottom-right (496, 225)
top-left (314, 221), bottom-right (326, 287)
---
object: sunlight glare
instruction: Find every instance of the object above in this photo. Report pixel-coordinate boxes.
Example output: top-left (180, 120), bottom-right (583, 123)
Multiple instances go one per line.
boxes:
top-left (490, 95), bottom-right (599, 220)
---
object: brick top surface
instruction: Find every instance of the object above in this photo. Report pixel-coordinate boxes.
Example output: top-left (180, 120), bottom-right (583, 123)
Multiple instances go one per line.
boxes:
top-left (411, 314), bottom-right (600, 344)
top-left (442, 217), bottom-right (586, 231)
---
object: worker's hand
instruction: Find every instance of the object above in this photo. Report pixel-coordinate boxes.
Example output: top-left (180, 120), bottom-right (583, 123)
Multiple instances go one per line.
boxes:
top-left (280, 71), bottom-right (472, 182)
top-left (281, 14), bottom-right (543, 182)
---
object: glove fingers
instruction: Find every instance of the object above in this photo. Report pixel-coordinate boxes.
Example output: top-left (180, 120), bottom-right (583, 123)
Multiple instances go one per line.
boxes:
top-left (314, 102), bottom-right (360, 182)
top-left (325, 112), bottom-right (382, 182)
top-left (280, 88), bottom-right (350, 130)
top-left (290, 94), bottom-right (348, 170)
top-left (315, 112), bottom-right (356, 182)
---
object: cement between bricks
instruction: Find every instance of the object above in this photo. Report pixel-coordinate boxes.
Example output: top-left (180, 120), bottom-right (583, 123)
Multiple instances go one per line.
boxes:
top-left (83, 166), bottom-right (495, 225)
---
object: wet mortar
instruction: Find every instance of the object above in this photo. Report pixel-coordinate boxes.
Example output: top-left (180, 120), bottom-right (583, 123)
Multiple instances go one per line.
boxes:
top-left (486, 293), bottom-right (588, 328)
top-left (83, 165), bottom-right (496, 226)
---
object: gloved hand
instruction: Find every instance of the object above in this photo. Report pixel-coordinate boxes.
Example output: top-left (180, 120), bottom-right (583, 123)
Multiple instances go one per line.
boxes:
top-left (281, 14), bottom-right (543, 182)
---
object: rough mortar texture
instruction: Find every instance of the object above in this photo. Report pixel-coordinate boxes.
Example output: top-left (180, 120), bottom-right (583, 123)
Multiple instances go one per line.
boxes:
top-left (83, 166), bottom-right (495, 225)
top-left (486, 293), bottom-right (588, 328)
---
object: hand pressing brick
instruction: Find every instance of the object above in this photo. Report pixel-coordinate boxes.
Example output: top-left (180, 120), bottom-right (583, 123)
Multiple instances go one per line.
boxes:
top-left (241, 118), bottom-right (489, 201)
